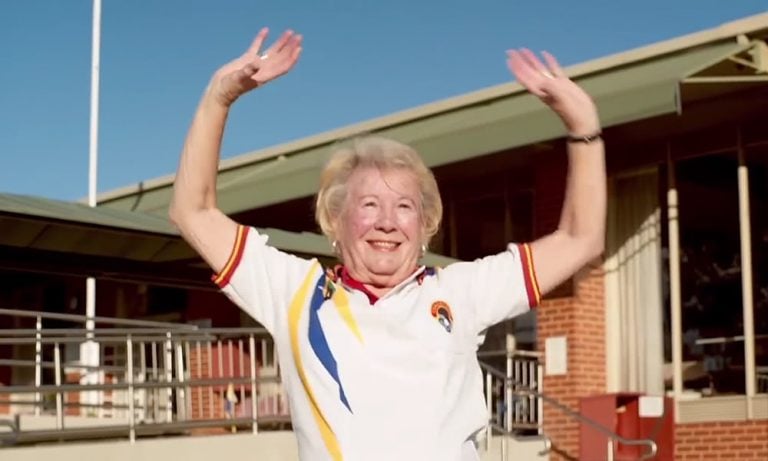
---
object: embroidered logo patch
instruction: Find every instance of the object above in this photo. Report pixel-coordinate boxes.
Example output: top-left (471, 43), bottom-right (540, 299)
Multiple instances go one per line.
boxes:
top-left (431, 300), bottom-right (453, 333)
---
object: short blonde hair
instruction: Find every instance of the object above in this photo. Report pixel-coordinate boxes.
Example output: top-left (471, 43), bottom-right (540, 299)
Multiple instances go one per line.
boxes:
top-left (315, 136), bottom-right (443, 246)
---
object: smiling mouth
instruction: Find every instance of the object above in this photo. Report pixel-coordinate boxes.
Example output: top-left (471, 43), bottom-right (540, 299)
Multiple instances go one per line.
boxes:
top-left (368, 240), bottom-right (400, 251)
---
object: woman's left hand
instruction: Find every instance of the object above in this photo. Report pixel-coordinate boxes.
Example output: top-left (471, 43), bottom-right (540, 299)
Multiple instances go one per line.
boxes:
top-left (506, 49), bottom-right (600, 136)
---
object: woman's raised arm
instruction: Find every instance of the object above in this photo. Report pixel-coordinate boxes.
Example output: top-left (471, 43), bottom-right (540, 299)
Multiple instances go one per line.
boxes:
top-left (506, 49), bottom-right (606, 295)
top-left (169, 28), bottom-right (302, 273)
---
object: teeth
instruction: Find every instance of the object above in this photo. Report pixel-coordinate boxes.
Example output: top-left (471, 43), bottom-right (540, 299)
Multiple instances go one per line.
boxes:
top-left (370, 241), bottom-right (398, 250)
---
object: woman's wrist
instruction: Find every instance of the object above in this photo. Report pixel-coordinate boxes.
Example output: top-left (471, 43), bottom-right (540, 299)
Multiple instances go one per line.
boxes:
top-left (201, 83), bottom-right (236, 111)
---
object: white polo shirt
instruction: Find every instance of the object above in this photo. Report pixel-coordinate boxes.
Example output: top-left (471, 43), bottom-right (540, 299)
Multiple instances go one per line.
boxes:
top-left (214, 225), bottom-right (540, 461)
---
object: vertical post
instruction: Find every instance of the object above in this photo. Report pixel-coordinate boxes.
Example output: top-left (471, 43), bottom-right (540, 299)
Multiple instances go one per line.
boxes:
top-left (485, 370), bottom-right (492, 452)
top-left (261, 338), bottom-right (267, 367)
top-left (151, 341), bottom-right (159, 422)
top-left (83, 0), bottom-right (102, 413)
top-left (667, 146), bottom-right (683, 422)
top-left (176, 341), bottom-right (186, 421)
top-left (127, 335), bottom-right (135, 443)
top-left (537, 363), bottom-right (544, 435)
top-left (88, 0), bottom-right (102, 208)
top-left (505, 358), bottom-right (512, 431)
top-left (54, 342), bottom-right (63, 430)
top-left (184, 341), bottom-right (192, 419)
top-left (196, 341), bottom-right (202, 420)
top-left (218, 339), bottom-right (224, 419)
top-left (139, 341), bottom-right (146, 422)
top-left (238, 339), bottom-right (245, 409)
top-left (505, 339), bottom-right (514, 432)
top-left (249, 335), bottom-right (259, 434)
top-left (34, 316), bottom-right (42, 417)
top-left (737, 128), bottom-right (756, 416)
top-left (607, 439), bottom-right (614, 461)
top-left (227, 340), bottom-right (234, 395)
top-left (207, 341), bottom-right (214, 418)
top-left (164, 333), bottom-right (173, 422)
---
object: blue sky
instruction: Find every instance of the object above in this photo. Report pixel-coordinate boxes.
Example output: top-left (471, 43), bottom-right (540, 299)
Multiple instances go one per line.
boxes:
top-left (1, 1), bottom-right (766, 201)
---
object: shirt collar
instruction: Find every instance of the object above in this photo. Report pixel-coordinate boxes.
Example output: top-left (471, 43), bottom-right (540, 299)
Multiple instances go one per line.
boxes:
top-left (338, 265), bottom-right (427, 305)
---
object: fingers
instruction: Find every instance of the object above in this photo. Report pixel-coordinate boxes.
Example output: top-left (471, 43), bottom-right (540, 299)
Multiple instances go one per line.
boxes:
top-left (245, 28), bottom-right (269, 56)
top-left (263, 29), bottom-right (296, 57)
top-left (541, 51), bottom-right (565, 78)
top-left (506, 50), bottom-right (546, 97)
top-left (508, 48), bottom-right (563, 81)
top-left (519, 48), bottom-right (549, 76)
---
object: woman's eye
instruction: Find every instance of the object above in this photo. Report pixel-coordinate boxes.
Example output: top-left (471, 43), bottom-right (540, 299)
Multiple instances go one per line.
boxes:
top-left (398, 202), bottom-right (413, 210)
top-left (363, 201), bottom-right (376, 208)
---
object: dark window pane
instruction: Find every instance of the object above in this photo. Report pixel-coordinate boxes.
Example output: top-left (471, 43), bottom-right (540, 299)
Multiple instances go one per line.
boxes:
top-left (747, 145), bottom-right (768, 393)
top-left (677, 153), bottom-right (745, 396)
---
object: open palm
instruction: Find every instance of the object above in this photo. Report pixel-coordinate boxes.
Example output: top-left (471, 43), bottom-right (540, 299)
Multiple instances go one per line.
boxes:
top-left (211, 28), bottom-right (303, 106)
top-left (506, 49), bottom-right (599, 136)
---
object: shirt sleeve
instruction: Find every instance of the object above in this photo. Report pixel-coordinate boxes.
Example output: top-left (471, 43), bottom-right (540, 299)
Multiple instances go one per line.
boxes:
top-left (211, 225), bottom-right (315, 334)
top-left (439, 243), bottom-right (541, 335)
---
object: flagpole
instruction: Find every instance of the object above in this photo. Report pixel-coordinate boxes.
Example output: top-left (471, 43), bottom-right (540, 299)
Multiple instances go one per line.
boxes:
top-left (88, 0), bottom-right (101, 210)
top-left (82, 0), bottom-right (102, 415)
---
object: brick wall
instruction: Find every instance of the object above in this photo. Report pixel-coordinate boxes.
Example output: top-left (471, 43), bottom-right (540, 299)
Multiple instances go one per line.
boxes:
top-left (531, 150), bottom-right (768, 461)
top-left (675, 420), bottom-right (768, 460)
top-left (535, 151), bottom-right (608, 460)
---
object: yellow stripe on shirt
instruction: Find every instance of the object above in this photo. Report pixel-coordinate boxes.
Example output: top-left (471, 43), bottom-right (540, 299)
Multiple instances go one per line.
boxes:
top-left (520, 243), bottom-right (542, 306)
top-left (212, 224), bottom-right (248, 287)
top-left (288, 261), bottom-right (343, 461)
top-left (331, 288), bottom-right (363, 344)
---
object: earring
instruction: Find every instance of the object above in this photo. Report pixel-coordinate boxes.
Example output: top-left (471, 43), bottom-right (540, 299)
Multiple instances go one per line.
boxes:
top-left (420, 244), bottom-right (427, 257)
top-left (332, 240), bottom-right (340, 254)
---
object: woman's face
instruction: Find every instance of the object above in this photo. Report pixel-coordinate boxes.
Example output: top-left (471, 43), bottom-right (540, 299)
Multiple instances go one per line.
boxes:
top-left (336, 166), bottom-right (424, 289)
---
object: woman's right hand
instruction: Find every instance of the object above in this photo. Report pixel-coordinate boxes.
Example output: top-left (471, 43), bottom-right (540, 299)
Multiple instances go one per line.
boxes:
top-left (208, 28), bottom-right (303, 107)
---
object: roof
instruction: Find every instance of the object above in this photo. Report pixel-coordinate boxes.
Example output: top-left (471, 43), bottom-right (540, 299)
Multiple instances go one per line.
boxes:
top-left (96, 13), bottom-right (768, 215)
top-left (0, 194), bottom-right (456, 285)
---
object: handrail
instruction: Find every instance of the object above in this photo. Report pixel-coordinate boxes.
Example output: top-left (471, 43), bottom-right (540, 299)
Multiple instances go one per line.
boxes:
top-left (480, 362), bottom-right (659, 460)
top-left (0, 375), bottom-right (281, 394)
top-left (0, 308), bottom-right (199, 330)
top-left (0, 310), bottom-right (286, 446)
top-left (477, 349), bottom-right (543, 359)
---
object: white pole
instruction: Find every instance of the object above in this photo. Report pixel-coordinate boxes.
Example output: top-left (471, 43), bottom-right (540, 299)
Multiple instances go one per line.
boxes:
top-left (736, 129), bottom-right (756, 417)
top-left (667, 145), bottom-right (683, 423)
top-left (88, 0), bottom-right (101, 209)
top-left (81, 0), bottom-right (102, 415)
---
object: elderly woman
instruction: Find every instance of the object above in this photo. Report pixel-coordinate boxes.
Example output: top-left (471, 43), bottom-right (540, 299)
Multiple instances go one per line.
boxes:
top-left (170, 28), bottom-right (604, 461)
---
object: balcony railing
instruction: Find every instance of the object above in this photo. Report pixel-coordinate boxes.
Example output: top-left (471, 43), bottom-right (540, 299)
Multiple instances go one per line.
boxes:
top-left (1, 307), bottom-right (657, 461)
top-left (0, 308), bottom-right (287, 444)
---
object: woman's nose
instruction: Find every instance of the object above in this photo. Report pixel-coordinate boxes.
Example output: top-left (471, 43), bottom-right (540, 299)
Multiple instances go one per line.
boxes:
top-left (374, 206), bottom-right (396, 232)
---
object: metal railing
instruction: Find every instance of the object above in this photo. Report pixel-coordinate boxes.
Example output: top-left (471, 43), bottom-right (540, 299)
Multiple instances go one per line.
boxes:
top-left (2, 307), bottom-right (657, 459)
top-left (0, 308), bottom-right (288, 446)
top-left (479, 351), bottom-right (659, 461)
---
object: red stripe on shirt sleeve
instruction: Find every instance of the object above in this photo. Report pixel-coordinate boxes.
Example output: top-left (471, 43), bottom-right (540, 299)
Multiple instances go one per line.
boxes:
top-left (211, 225), bottom-right (249, 288)
top-left (516, 243), bottom-right (541, 308)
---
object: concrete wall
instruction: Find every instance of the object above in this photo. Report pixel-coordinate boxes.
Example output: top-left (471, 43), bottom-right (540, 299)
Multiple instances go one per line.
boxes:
top-left (1, 432), bottom-right (549, 461)
top-left (2, 432), bottom-right (299, 461)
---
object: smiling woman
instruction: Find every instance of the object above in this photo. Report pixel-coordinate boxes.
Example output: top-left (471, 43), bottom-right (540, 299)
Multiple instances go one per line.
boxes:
top-left (315, 137), bottom-right (442, 296)
top-left (168, 27), bottom-right (605, 461)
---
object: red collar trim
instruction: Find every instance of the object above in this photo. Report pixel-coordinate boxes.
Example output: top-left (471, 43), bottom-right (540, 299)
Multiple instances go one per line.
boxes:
top-left (339, 266), bottom-right (380, 305)
top-left (336, 265), bottom-right (429, 305)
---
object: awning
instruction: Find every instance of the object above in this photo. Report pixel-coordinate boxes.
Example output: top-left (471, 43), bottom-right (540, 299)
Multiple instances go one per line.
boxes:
top-left (97, 39), bottom-right (752, 216)
top-left (0, 194), bottom-right (455, 287)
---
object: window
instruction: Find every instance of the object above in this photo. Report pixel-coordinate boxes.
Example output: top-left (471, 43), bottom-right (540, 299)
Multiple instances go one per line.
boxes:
top-left (747, 145), bottom-right (768, 393)
top-left (674, 153), bottom-right (744, 396)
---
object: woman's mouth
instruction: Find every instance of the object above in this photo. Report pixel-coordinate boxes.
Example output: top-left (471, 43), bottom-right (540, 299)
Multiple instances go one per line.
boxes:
top-left (368, 240), bottom-right (400, 251)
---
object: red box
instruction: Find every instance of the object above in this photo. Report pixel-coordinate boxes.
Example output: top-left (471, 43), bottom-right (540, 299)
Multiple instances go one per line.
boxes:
top-left (579, 393), bottom-right (674, 460)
